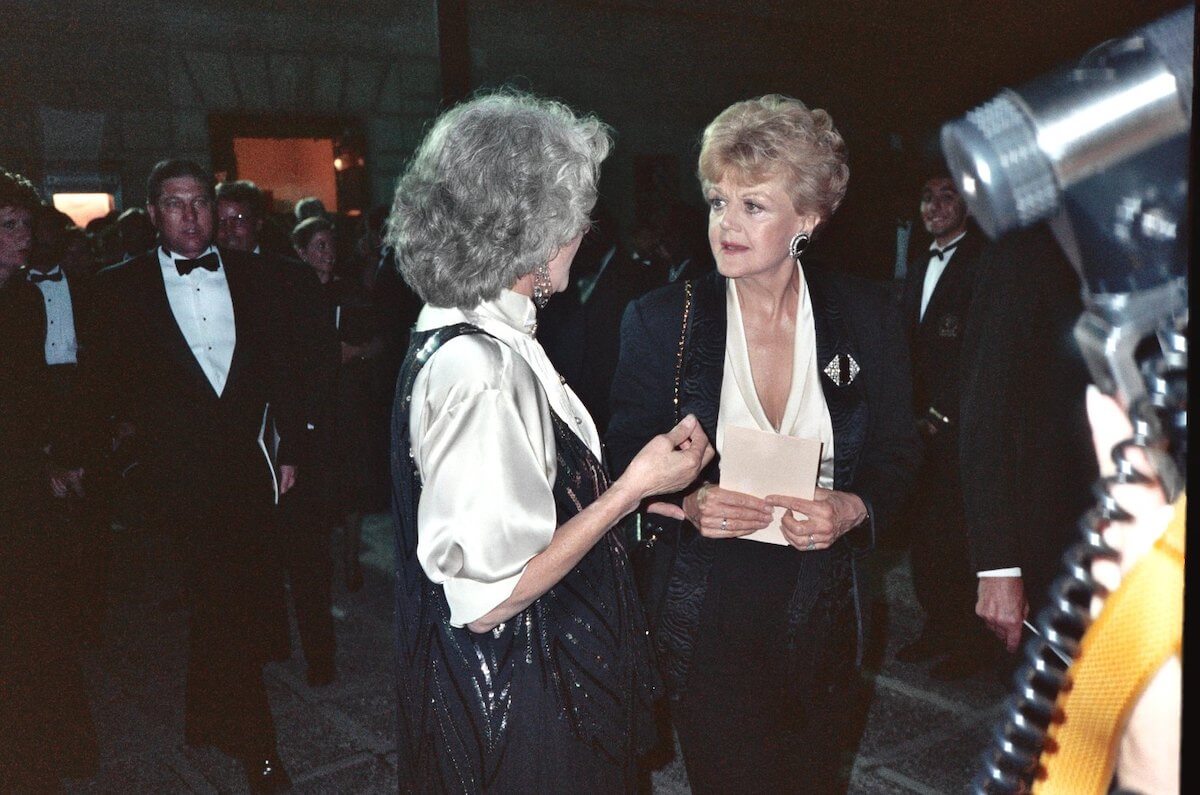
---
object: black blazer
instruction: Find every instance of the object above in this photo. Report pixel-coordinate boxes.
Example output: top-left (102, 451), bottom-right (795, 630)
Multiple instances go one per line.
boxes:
top-left (606, 268), bottom-right (919, 692)
top-left (902, 232), bottom-right (983, 418)
top-left (0, 277), bottom-right (50, 514)
top-left (958, 227), bottom-right (1097, 607)
top-left (259, 251), bottom-right (338, 444)
top-left (80, 247), bottom-right (301, 520)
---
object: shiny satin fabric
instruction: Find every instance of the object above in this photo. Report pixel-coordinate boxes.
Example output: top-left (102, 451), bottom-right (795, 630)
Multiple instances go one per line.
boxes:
top-left (409, 290), bottom-right (601, 626)
top-left (391, 322), bottom-right (659, 793)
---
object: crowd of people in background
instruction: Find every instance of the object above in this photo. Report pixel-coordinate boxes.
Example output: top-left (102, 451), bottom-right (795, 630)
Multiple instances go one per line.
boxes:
top-left (0, 79), bottom-right (1100, 792)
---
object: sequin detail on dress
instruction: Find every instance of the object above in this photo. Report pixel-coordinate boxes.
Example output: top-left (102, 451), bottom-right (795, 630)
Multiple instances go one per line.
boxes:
top-left (391, 324), bottom-right (658, 793)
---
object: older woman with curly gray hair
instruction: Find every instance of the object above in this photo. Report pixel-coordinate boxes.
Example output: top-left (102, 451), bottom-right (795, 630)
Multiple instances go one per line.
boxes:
top-left (385, 90), bottom-right (713, 792)
top-left (607, 95), bottom-right (919, 792)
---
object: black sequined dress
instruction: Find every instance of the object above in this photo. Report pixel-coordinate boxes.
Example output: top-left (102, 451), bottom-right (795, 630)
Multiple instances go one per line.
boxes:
top-left (391, 324), bottom-right (658, 793)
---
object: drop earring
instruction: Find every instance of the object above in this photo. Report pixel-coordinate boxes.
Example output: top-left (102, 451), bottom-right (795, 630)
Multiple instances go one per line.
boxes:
top-left (788, 232), bottom-right (810, 262)
top-left (531, 262), bottom-right (553, 308)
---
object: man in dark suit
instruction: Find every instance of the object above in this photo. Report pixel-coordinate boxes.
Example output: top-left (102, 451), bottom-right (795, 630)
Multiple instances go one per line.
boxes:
top-left (27, 205), bottom-right (113, 645)
top-left (896, 173), bottom-right (992, 678)
top-left (83, 160), bottom-right (301, 791)
top-left (217, 179), bottom-right (339, 686)
top-left (1, 168), bottom-right (98, 789)
top-left (958, 226), bottom-right (1097, 658)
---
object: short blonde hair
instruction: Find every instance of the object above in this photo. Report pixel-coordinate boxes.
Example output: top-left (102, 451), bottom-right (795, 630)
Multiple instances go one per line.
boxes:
top-left (698, 94), bottom-right (849, 220)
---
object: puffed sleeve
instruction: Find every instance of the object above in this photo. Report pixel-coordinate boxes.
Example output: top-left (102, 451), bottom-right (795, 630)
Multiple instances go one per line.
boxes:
top-left (411, 336), bottom-right (558, 627)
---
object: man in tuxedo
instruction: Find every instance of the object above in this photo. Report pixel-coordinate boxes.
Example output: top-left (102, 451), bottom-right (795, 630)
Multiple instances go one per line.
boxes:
top-left (896, 173), bottom-right (992, 679)
top-left (28, 205), bottom-right (112, 645)
top-left (217, 179), bottom-right (339, 686)
top-left (83, 160), bottom-right (301, 791)
top-left (958, 226), bottom-right (1096, 659)
top-left (1, 168), bottom-right (98, 789)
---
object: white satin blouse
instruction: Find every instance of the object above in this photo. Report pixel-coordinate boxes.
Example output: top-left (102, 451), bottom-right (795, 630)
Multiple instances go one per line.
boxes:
top-left (409, 289), bottom-right (602, 627)
top-left (717, 263), bottom-right (836, 491)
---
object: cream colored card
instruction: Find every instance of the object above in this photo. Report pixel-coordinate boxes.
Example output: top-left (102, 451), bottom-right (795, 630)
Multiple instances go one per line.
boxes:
top-left (719, 425), bottom-right (822, 545)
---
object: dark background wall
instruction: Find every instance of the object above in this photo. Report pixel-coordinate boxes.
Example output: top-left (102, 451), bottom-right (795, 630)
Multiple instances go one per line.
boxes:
top-left (0, 0), bottom-right (1184, 278)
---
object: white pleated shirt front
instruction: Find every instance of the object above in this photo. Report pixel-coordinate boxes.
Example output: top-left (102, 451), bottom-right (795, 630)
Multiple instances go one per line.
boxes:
top-left (409, 289), bottom-right (602, 627)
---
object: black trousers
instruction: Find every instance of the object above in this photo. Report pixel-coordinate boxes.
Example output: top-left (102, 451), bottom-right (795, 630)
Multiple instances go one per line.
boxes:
top-left (672, 541), bottom-right (851, 795)
top-left (263, 472), bottom-right (336, 673)
top-left (0, 503), bottom-right (99, 786)
top-left (908, 453), bottom-right (984, 644)
top-left (181, 512), bottom-right (278, 758)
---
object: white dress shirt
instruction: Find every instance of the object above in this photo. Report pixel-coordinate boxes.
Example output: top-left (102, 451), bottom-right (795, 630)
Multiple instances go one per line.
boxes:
top-left (158, 246), bottom-right (237, 396)
top-left (29, 266), bottom-right (78, 365)
top-left (919, 230), bottom-right (966, 321)
top-left (717, 263), bottom-right (836, 493)
top-left (409, 289), bottom-right (602, 627)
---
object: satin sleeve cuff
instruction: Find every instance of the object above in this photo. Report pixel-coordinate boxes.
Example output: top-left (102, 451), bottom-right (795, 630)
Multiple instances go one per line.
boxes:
top-left (414, 362), bottom-right (557, 628)
top-left (977, 567), bottom-right (1022, 577)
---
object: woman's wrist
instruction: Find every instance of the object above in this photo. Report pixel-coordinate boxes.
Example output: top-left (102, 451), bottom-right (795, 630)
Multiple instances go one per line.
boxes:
top-left (605, 477), bottom-right (645, 518)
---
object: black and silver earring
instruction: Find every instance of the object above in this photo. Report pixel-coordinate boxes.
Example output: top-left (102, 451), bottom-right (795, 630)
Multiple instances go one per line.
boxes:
top-left (531, 262), bottom-right (553, 308)
top-left (788, 232), bottom-right (810, 262)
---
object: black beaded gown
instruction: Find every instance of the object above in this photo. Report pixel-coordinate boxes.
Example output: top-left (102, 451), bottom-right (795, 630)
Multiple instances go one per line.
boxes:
top-left (391, 324), bottom-right (658, 793)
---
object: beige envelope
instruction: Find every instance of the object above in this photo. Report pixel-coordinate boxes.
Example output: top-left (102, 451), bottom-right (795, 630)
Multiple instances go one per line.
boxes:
top-left (720, 425), bottom-right (823, 545)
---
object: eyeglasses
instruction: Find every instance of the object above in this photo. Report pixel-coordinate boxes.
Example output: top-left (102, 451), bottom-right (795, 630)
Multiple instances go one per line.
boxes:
top-left (158, 196), bottom-right (213, 216)
top-left (217, 213), bottom-right (254, 228)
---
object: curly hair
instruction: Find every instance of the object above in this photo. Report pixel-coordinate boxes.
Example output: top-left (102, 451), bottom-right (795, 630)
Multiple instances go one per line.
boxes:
top-left (386, 90), bottom-right (612, 308)
top-left (698, 95), bottom-right (849, 221)
top-left (0, 168), bottom-right (42, 213)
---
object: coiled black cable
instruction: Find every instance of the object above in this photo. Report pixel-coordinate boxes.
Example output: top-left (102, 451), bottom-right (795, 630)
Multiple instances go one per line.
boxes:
top-left (972, 338), bottom-right (1185, 793)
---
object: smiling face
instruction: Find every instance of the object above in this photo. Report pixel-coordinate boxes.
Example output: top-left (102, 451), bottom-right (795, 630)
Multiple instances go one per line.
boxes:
top-left (148, 176), bottom-right (215, 259)
top-left (0, 205), bottom-right (34, 281)
top-left (920, 176), bottom-right (968, 246)
top-left (706, 172), bottom-right (819, 281)
top-left (216, 198), bottom-right (262, 253)
top-left (297, 228), bottom-right (336, 282)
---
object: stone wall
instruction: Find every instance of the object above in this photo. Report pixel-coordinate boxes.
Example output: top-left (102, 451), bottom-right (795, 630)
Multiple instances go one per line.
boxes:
top-left (1, 0), bottom-right (439, 208)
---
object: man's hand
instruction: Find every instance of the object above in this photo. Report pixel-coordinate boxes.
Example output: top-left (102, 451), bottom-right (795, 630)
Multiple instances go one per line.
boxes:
top-left (976, 575), bottom-right (1027, 652)
top-left (279, 465), bottom-right (297, 495)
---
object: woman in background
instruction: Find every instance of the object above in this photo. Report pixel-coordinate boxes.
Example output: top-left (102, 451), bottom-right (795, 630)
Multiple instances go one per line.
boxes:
top-left (293, 216), bottom-right (381, 592)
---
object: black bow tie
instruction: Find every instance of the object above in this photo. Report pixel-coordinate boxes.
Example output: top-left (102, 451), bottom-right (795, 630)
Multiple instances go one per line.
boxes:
top-left (29, 270), bottom-right (64, 283)
top-left (175, 252), bottom-right (219, 276)
top-left (929, 240), bottom-right (961, 262)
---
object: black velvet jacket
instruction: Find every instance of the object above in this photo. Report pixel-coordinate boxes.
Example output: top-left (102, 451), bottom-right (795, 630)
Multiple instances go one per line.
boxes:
top-left (606, 267), bottom-right (920, 696)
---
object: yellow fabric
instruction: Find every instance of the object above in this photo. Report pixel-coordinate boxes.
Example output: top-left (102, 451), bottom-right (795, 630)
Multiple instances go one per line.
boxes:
top-left (1035, 494), bottom-right (1185, 794)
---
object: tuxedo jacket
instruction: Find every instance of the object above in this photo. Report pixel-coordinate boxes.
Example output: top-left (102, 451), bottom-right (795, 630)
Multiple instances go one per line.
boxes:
top-left (258, 251), bottom-right (338, 454)
top-left (0, 277), bottom-right (50, 517)
top-left (957, 226), bottom-right (1097, 608)
top-left (901, 230), bottom-right (984, 453)
top-left (80, 247), bottom-right (301, 522)
top-left (606, 267), bottom-right (920, 692)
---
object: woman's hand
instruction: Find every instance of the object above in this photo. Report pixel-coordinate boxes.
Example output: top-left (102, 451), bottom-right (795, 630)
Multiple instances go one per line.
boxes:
top-left (616, 415), bottom-right (714, 512)
top-left (767, 487), bottom-right (867, 552)
top-left (658, 482), bottom-right (772, 538)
